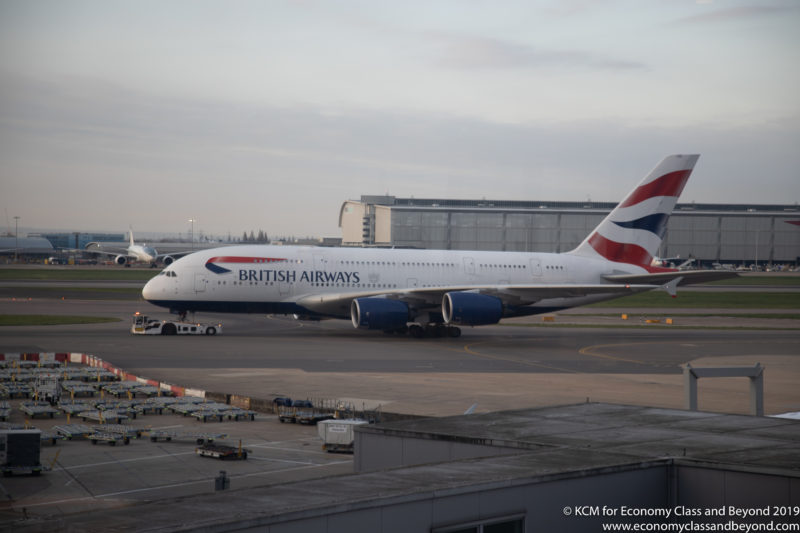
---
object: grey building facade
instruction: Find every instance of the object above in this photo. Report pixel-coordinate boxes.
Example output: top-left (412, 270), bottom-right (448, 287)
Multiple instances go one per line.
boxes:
top-left (340, 197), bottom-right (800, 267)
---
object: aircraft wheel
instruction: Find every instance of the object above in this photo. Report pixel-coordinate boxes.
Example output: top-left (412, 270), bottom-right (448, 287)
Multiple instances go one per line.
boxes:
top-left (426, 324), bottom-right (445, 337)
top-left (409, 325), bottom-right (424, 338)
top-left (448, 327), bottom-right (462, 338)
top-left (206, 327), bottom-right (216, 336)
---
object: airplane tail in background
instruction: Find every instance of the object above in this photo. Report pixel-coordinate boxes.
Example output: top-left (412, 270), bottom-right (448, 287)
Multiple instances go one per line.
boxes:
top-left (568, 154), bottom-right (699, 269)
top-left (129, 227), bottom-right (135, 247)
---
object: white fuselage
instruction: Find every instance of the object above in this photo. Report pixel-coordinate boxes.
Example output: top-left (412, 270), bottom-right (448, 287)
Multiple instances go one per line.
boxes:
top-left (128, 244), bottom-right (158, 263)
top-left (142, 244), bottom-right (636, 319)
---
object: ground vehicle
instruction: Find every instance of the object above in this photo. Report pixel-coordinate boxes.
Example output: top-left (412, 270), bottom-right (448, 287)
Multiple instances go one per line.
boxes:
top-left (276, 399), bottom-right (332, 425)
top-left (196, 443), bottom-right (248, 460)
top-left (1, 429), bottom-right (43, 476)
top-left (131, 312), bottom-right (221, 335)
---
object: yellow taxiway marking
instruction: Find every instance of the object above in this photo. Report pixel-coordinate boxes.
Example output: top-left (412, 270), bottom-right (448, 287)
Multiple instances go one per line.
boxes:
top-left (578, 342), bottom-right (655, 366)
top-left (462, 341), bottom-right (579, 373)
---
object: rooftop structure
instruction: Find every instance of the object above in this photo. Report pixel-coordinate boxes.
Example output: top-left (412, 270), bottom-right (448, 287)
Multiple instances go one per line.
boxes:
top-left (24, 403), bottom-right (800, 532)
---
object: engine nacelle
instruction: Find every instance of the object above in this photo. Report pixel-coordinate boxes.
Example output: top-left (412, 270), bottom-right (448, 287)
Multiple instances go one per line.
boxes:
top-left (442, 292), bottom-right (503, 326)
top-left (351, 298), bottom-right (409, 330)
top-left (115, 255), bottom-right (128, 266)
top-left (162, 255), bottom-right (175, 265)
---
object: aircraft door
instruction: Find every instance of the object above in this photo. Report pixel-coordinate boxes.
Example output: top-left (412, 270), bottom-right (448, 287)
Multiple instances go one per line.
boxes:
top-left (529, 258), bottom-right (542, 277)
top-left (313, 253), bottom-right (328, 271)
top-left (463, 257), bottom-right (476, 276)
top-left (194, 273), bottom-right (207, 293)
top-left (278, 266), bottom-right (292, 296)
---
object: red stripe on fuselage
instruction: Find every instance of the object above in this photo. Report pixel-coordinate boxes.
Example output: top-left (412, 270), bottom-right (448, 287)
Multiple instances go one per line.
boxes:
top-left (206, 256), bottom-right (287, 264)
top-left (619, 169), bottom-right (692, 208)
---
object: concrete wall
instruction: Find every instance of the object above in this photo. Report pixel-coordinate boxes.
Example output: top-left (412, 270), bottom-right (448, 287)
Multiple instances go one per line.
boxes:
top-left (248, 465), bottom-right (670, 533)
top-left (225, 461), bottom-right (799, 533)
top-left (676, 464), bottom-right (800, 509)
top-left (339, 200), bottom-right (367, 245)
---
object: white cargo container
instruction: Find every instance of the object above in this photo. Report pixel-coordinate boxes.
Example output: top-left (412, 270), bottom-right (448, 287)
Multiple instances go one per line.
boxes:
top-left (317, 419), bottom-right (368, 453)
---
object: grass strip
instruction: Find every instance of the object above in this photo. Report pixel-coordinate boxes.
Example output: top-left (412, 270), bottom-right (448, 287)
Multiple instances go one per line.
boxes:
top-left (588, 291), bottom-right (800, 309)
top-left (502, 322), bottom-right (797, 331)
top-left (18, 287), bottom-right (145, 294)
top-left (0, 314), bottom-right (121, 326)
top-left (707, 275), bottom-right (800, 287)
top-left (569, 312), bottom-right (800, 320)
top-left (0, 268), bottom-right (157, 281)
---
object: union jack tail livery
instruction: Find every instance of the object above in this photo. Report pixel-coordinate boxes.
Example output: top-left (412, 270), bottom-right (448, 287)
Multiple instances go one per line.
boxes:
top-left (569, 154), bottom-right (699, 270)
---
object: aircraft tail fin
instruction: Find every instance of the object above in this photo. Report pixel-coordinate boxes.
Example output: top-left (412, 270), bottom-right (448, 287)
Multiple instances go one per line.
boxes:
top-left (129, 227), bottom-right (135, 247)
top-left (568, 154), bottom-right (699, 268)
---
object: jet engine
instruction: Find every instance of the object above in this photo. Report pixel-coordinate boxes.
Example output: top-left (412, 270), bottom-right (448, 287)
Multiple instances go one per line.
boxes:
top-left (162, 255), bottom-right (175, 265)
top-left (351, 298), bottom-right (409, 330)
top-left (442, 292), bottom-right (503, 326)
top-left (115, 255), bottom-right (128, 266)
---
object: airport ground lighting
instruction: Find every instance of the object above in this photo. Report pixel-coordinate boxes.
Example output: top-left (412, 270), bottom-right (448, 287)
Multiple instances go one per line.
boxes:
top-left (189, 218), bottom-right (195, 251)
top-left (13, 215), bottom-right (20, 263)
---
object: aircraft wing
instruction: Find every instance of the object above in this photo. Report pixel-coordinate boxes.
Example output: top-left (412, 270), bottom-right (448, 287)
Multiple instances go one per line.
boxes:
top-left (155, 251), bottom-right (193, 260)
top-left (295, 283), bottom-right (659, 318)
top-left (82, 248), bottom-right (132, 258)
top-left (603, 269), bottom-right (738, 286)
top-left (82, 243), bottom-right (129, 257)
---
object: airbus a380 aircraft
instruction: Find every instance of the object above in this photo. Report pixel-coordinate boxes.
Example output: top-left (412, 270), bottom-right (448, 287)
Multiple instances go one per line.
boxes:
top-left (142, 155), bottom-right (735, 337)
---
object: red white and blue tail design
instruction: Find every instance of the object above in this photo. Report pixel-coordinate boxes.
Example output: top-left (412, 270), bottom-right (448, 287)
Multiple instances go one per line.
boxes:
top-left (569, 154), bottom-right (699, 270)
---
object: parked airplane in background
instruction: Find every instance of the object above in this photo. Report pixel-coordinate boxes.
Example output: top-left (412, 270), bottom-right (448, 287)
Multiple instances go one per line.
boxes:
top-left (86, 230), bottom-right (191, 267)
top-left (651, 256), bottom-right (695, 270)
top-left (143, 155), bottom-right (736, 336)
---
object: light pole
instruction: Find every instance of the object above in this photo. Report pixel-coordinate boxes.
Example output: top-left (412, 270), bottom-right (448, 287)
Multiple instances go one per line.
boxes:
top-left (188, 218), bottom-right (195, 251)
top-left (13, 216), bottom-right (20, 263)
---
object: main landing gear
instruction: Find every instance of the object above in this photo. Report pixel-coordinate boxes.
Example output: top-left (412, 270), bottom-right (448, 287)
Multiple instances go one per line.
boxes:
top-left (384, 324), bottom-right (461, 338)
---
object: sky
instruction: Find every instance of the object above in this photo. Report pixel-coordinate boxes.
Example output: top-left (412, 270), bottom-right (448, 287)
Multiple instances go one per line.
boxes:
top-left (1, 0), bottom-right (798, 240)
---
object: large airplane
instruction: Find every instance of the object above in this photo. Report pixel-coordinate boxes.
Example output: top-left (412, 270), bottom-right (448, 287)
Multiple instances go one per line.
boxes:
top-left (85, 230), bottom-right (191, 267)
top-left (142, 154), bottom-right (736, 336)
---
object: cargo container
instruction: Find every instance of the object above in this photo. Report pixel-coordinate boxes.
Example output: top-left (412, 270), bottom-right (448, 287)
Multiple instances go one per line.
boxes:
top-left (1, 429), bottom-right (43, 476)
top-left (317, 419), bottom-right (368, 453)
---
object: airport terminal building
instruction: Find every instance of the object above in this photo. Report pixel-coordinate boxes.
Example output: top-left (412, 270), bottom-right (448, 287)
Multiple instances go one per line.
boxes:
top-left (340, 196), bottom-right (800, 268)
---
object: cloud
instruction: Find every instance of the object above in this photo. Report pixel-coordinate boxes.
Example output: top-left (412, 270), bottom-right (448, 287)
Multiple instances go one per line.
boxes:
top-left (430, 34), bottom-right (646, 71)
top-left (673, 4), bottom-right (798, 25)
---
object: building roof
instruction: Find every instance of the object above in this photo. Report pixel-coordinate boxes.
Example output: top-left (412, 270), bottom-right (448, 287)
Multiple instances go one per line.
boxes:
top-left (359, 195), bottom-right (800, 215)
top-left (364, 402), bottom-right (800, 471)
top-left (0, 236), bottom-right (54, 253)
top-left (20, 403), bottom-right (800, 532)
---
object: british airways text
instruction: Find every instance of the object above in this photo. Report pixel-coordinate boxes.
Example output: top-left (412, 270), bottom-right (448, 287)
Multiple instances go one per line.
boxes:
top-left (239, 269), bottom-right (361, 284)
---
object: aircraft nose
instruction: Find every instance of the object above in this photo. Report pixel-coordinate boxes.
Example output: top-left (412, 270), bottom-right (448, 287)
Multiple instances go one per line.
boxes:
top-left (142, 277), bottom-right (158, 301)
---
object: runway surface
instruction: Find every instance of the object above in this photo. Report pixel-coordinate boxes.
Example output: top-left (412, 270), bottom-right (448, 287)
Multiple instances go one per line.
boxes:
top-left (2, 295), bottom-right (798, 416)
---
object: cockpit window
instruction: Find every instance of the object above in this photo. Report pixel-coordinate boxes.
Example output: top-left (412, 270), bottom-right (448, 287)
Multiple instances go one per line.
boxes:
top-left (161, 270), bottom-right (177, 277)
